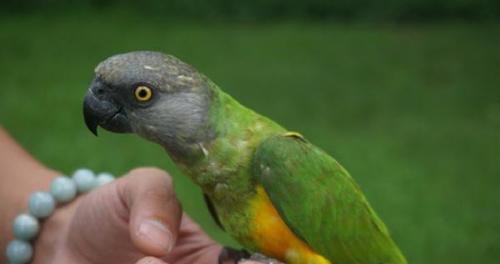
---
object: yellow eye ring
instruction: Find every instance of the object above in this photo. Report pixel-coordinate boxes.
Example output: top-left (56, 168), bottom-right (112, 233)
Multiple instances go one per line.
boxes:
top-left (134, 85), bottom-right (153, 102)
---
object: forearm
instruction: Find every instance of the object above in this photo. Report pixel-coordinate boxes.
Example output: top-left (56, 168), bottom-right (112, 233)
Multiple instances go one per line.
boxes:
top-left (0, 127), bottom-right (58, 254)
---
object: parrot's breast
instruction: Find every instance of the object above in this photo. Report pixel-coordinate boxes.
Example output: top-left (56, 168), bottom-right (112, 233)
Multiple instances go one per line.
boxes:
top-left (248, 185), bottom-right (331, 264)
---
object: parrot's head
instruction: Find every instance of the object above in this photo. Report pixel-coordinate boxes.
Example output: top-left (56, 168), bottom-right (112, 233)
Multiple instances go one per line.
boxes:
top-left (83, 51), bottom-right (214, 155)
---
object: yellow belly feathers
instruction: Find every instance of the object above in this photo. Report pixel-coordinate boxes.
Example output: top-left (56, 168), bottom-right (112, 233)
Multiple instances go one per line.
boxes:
top-left (248, 186), bottom-right (331, 264)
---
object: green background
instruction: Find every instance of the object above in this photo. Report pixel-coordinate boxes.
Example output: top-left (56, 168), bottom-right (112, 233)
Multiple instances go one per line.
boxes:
top-left (1, 2), bottom-right (499, 264)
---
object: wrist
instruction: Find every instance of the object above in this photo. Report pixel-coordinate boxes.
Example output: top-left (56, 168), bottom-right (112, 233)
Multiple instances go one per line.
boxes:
top-left (5, 168), bottom-right (115, 263)
top-left (32, 196), bottom-right (80, 263)
top-left (0, 167), bottom-right (58, 255)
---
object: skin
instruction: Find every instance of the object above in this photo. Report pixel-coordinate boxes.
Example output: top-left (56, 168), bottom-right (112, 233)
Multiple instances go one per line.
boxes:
top-left (0, 127), bottom-right (58, 256)
top-left (0, 127), bottom-right (261, 264)
top-left (83, 51), bottom-right (406, 264)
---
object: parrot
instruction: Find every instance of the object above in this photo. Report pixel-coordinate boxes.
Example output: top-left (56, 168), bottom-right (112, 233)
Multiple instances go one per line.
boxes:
top-left (82, 51), bottom-right (407, 264)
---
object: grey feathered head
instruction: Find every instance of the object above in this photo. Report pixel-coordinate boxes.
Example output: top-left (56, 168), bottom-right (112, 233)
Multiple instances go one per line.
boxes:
top-left (83, 51), bottom-right (214, 155)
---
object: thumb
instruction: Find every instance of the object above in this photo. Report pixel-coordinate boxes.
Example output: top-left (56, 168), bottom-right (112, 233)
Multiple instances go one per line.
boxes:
top-left (117, 167), bottom-right (182, 257)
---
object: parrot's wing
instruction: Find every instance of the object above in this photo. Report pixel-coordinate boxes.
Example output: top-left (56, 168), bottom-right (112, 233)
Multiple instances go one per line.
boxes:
top-left (252, 133), bottom-right (406, 264)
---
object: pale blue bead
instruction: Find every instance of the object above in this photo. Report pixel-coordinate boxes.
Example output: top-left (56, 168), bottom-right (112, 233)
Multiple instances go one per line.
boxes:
top-left (28, 192), bottom-right (55, 219)
top-left (6, 239), bottom-right (33, 264)
top-left (96, 172), bottom-right (115, 186)
top-left (13, 214), bottom-right (39, 240)
top-left (72, 168), bottom-right (97, 193)
top-left (50, 176), bottom-right (77, 203)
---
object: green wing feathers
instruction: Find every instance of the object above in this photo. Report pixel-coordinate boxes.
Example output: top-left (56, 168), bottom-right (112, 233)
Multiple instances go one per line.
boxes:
top-left (252, 134), bottom-right (407, 264)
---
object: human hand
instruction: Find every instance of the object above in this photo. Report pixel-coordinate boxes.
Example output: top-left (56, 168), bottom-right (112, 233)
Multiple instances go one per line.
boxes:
top-left (32, 167), bottom-right (224, 264)
top-left (0, 126), bottom-right (265, 263)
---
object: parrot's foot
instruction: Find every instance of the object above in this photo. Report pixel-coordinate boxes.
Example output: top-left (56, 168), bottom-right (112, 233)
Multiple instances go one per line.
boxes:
top-left (240, 253), bottom-right (285, 264)
top-left (218, 246), bottom-right (250, 264)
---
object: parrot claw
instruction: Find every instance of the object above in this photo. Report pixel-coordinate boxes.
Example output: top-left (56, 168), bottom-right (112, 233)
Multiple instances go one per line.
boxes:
top-left (218, 248), bottom-right (284, 264)
top-left (242, 253), bottom-right (285, 264)
top-left (218, 247), bottom-right (250, 264)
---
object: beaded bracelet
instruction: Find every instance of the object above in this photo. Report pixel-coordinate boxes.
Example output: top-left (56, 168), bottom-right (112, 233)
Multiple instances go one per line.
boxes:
top-left (5, 168), bottom-right (115, 264)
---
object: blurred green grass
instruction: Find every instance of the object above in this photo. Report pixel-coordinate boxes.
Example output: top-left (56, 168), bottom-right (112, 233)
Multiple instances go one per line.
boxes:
top-left (1, 13), bottom-right (499, 264)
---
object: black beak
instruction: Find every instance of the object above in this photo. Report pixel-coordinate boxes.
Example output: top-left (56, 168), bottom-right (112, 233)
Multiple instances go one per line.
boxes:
top-left (83, 95), bottom-right (100, 136)
top-left (83, 79), bottom-right (132, 136)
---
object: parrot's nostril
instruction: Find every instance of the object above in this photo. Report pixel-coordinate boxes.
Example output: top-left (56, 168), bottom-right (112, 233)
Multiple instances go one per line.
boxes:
top-left (96, 87), bottom-right (105, 95)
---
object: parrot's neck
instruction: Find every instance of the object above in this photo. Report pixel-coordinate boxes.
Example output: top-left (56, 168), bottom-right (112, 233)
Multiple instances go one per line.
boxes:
top-left (170, 83), bottom-right (285, 204)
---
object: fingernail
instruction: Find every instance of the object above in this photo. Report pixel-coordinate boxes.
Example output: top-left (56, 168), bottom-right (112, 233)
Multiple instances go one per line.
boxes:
top-left (138, 219), bottom-right (173, 253)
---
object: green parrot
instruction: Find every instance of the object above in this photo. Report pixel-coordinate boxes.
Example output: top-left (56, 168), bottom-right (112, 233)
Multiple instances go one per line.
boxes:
top-left (83, 51), bottom-right (407, 264)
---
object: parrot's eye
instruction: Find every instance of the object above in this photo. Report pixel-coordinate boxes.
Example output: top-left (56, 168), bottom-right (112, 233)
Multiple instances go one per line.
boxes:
top-left (134, 85), bottom-right (153, 102)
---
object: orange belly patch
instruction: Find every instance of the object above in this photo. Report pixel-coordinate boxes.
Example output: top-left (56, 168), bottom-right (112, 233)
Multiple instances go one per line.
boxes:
top-left (249, 186), bottom-right (331, 264)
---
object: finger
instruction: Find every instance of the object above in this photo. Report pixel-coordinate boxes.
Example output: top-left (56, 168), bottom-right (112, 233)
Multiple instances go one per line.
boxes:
top-left (117, 167), bottom-right (182, 257)
top-left (136, 256), bottom-right (169, 264)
